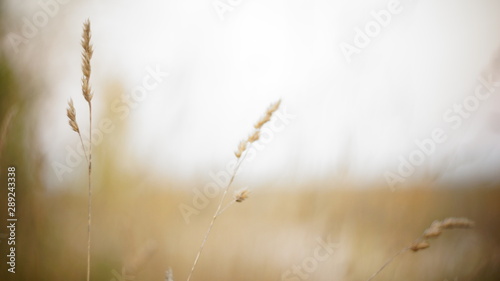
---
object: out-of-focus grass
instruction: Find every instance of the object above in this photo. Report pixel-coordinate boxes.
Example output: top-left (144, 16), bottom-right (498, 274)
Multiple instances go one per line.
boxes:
top-left (3, 175), bottom-right (500, 281)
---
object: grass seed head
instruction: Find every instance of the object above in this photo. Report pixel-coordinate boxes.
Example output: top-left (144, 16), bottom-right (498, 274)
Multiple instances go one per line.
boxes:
top-left (410, 241), bottom-right (430, 252)
top-left (441, 217), bottom-right (475, 229)
top-left (423, 218), bottom-right (474, 239)
top-left (66, 99), bottom-right (80, 133)
top-left (248, 130), bottom-right (260, 143)
top-left (423, 221), bottom-right (443, 239)
top-left (234, 189), bottom-right (249, 203)
top-left (81, 19), bottom-right (94, 103)
top-left (235, 140), bottom-right (247, 158)
top-left (254, 99), bottom-right (281, 129)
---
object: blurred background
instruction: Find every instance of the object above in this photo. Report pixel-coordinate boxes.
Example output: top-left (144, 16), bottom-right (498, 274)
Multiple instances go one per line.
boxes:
top-left (1, 0), bottom-right (500, 280)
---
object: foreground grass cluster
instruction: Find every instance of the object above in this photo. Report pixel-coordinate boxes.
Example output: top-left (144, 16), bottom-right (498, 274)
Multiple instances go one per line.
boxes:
top-left (62, 19), bottom-right (485, 281)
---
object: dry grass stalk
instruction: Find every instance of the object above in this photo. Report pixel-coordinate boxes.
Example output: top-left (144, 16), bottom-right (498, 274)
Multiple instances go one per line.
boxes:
top-left (186, 100), bottom-right (281, 281)
top-left (80, 17), bottom-right (94, 171)
top-left (366, 217), bottom-right (475, 281)
top-left (82, 19), bottom-right (94, 281)
top-left (66, 19), bottom-right (95, 281)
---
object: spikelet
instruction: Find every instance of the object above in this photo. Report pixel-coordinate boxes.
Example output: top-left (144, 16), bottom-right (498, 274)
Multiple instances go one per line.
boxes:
top-left (247, 130), bottom-right (260, 143)
top-left (234, 99), bottom-right (281, 158)
top-left (410, 241), bottom-right (430, 252)
top-left (235, 140), bottom-right (247, 158)
top-left (423, 221), bottom-right (443, 239)
top-left (440, 217), bottom-right (475, 229)
top-left (66, 99), bottom-right (80, 133)
top-left (124, 241), bottom-right (157, 277)
top-left (254, 99), bottom-right (281, 129)
top-left (234, 188), bottom-right (249, 203)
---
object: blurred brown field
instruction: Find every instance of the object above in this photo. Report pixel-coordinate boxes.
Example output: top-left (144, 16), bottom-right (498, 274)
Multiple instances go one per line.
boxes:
top-left (1, 173), bottom-right (500, 281)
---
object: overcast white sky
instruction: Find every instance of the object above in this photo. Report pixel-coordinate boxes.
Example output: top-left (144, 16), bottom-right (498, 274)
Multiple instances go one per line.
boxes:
top-left (2, 0), bottom-right (500, 189)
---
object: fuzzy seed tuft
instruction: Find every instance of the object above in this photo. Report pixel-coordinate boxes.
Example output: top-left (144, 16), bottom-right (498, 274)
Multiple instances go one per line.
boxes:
top-left (66, 99), bottom-right (80, 133)
top-left (234, 189), bottom-right (249, 203)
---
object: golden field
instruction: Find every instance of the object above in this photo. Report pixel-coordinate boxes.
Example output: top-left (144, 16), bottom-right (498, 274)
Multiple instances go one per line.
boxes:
top-left (0, 166), bottom-right (499, 281)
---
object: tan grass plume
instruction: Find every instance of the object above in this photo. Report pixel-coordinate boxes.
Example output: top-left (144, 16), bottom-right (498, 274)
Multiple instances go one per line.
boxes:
top-left (234, 99), bottom-right (281, 158)
top-left (66, 19), bottom-right (95, 281)
top-left (186, 99), bottom-right (281, 281)
top-left (366, 217), bottom-right (475, 281)
top-left (81, 19), bottom-right (93, 103)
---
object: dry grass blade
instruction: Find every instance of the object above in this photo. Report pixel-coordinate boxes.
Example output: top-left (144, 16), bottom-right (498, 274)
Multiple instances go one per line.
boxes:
top-left (366, 217), bottom-right (475, 281)
top-left (186, 99), bottom-right (281, 281)
top-left (366, 247), bottom-right (410, 281)
top-left (66, 19), bottom-right (95, 281)
top-left (81, 19), bottom-right (94, 281)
